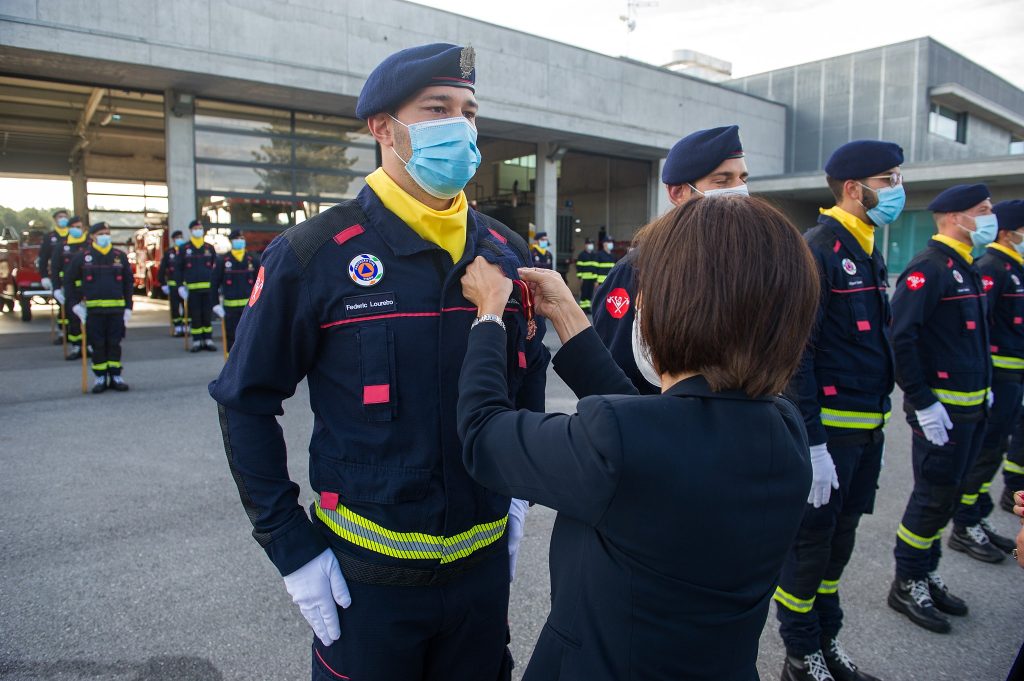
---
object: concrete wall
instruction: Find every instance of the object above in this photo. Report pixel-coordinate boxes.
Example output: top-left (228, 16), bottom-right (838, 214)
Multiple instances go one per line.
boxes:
top-left (0, 0), bottom-right (787, 172)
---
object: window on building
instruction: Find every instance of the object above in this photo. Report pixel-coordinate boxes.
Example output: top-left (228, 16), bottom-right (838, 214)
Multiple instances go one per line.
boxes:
top-left (1011, 136), bottom-right (1024, 155)
top-left (928, 103), bottom-right (967, 144)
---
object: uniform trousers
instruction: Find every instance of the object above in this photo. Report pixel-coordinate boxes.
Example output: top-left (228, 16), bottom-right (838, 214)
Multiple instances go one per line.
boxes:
top-left (894, 416), bottom-right (985, 579)
top-left (87, 313), bottom-right (125, 377)
top-left (1004, 411), bottom-right (1024, 499)
top-left (312, 541), bottom-right (512, 681)
top-left (776, 431), bottom-right (883, 656)
top-left (168, 287), bottom-right (185, 326)
top-left (188, 290), bottom-right (213, 341)
top-left (224, 307), bottom-right (243, 352)
top-left (954, 375), bottom-right (1022, 526)
top-left (66, 311), bottom-right (82, 344)
top-left (579, 279), bottom-right (594, 312)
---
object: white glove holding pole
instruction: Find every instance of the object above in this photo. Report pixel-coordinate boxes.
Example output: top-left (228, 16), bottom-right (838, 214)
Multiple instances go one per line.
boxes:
top-left (282, 548), bottom-right (351, 647)
top-left (123, 309), bottom-right (132, 323)
top-left (507, 498), bottom-right (529, 582)
top-left (41, 277), bottom-right (52, 291)
top-left (71, 303), bottom-right (86, 321)
top-left (213, 304), bottom-right (225, 319)
top-left (915, 401), bottom-right (953, 447)
top-left (178, 286), bottom-right (189, 301)
top-left (53, 289), bottom-right (65, 305)
top-left (161, 284), bottom-right (170, 295)
top-left (807, 443), bottom-right (840, 508)
top-left (987, 389), bottom-right (994, 409)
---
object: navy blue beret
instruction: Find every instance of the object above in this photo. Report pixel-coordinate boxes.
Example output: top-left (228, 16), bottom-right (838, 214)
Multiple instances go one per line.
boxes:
top-left (229, 229), bottom-right (243, 239)
top-left (68, 215), bottom-right (83, 226)
top-left (535, 232), bottom-right (548, 239)
top-left (662, 125), bottom-right (743, 185)
top-left (356, 43), bottom-right (476, 120)
top-left (824, 140), bottom-right (904, 180)
top-left (928, 184), bottom-right (990, 213)
top-left (994, 200), bottom-right (1024, 231)
top-left (89, 221), bottom-right (109, 234)
top-left (188, 219), bottom-right (203, 229)
top-left (170, 230), bottom-right (183, 238)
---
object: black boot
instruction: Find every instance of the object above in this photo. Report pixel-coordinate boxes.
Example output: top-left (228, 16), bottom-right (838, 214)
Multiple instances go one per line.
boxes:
top-left (821, 638), bottom-right (882, 681)
top-left (887, 578), bottom-right (950, 633)
top-left (926, 572), bottom-right (968, 616)
top-left (781, 651), bottom-right (835, 681)
top-left (949, 524), bottom-right (1006, 563)
top-left (1001, 486), bottom-right (1017, 514)
top-left (66, 346), bottom-right (82, 361)
top-left (979, 518), bottom-right (1016, 553)
top-left (109, 375), bottom-right (130, 392)
top-left (91, 376), bottom-right (108, 394)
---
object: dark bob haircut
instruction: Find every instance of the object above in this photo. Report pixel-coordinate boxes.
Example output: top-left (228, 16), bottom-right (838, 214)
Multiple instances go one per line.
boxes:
top-left (635, 195), bottom-right (819, 397)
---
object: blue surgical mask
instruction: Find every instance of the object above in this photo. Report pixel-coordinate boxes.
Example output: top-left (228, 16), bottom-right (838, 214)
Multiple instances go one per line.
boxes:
top-left (174, 238), bottom-right (186, 248)
top-left (860, 184), bottom-right (906, 226)
top-left (690, 183), bottom-right (750, 198)
top-left (390, 116), bottom-right (482, 199)
top-left (962, 213), bottom-right (998, 248)
top-left (585, 244), bottom-right (595, 252)
top-left (538, 240), bottom-right (549, 249)
top-left (69, 227), bottom-right (83, 239)
top-left (95, 234), bottom-right (112, 249)
top-left (57, 217), bottom-right (69, 228)
top-left (191, 228), bottom-right (204, 239)
top-left (231, 239), bottom-right (246, 251)
top-left (1012, 233), bottom-right (1024, 256)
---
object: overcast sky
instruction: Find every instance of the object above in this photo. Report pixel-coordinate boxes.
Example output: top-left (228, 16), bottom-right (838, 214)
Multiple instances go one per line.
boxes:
top-left (409, 0), bottom-right (1024, 89)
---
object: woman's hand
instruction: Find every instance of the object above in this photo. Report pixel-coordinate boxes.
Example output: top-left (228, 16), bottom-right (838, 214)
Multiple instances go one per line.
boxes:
top-left (518, 267), bottom-right (591, 344)
top-left (462, 257), bottom-right (512, 318)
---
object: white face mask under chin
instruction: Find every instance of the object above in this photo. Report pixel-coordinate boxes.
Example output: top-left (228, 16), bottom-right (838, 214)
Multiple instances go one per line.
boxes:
top-left (631, 318), bottom-right (661, 388)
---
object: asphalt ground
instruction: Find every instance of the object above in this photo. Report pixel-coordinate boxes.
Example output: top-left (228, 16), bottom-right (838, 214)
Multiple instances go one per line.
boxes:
top-left (2, 298), bottom-right (1023, 680)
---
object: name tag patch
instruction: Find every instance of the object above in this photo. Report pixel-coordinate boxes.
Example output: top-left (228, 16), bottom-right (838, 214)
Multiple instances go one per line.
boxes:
top-left (344, 291), bottom-right (397, 318)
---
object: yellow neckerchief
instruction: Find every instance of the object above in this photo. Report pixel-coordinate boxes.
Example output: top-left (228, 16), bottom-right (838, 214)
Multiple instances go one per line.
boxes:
top-left (190, 236), bottom-right (205, 249)
top-left (532, 245), bottom-right (548, 255)
top-left (365, 167), bottom-right (468, 263)
top-left (92, 241), bottom-right (112, 256)
top-left (55, 226), bottom-right (69, 238)
top-left (932, 234), bottom-right (974, 265)
top-left (990, 241), bottom-right (1024, 265)
top-left (231, 249), bottom-right (246, 261)
top-left (67, 232), bottom-right (86, 245)
top-left (820, 206), bottom-right (874, 255)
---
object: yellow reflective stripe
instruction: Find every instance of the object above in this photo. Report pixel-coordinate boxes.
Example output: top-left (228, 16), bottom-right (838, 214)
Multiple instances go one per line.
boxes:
top-left (933, 387), bottom-right (987, 407)
top-left (594, 262), bottom-right (616, 269)
top-left (74, 279), bottom-right (82, 286)
top-left (979, 482), bottom-right (991, 494)
top-left (960, 493), bottom-right (978, 506)
top-left (773, 587), bottom-right (815, 613)
top-left (817, 579), bottom-right (840, 595)
top-left (576, 260), bottom-right (599, 268)
top-left (91, 362), bottom-right (108, 371)
top-left (595, 275), bottom-right (609, 284)
top-left (820, 408), bottom-right (891, 429)
top-left (223, 298), bottom-right (249, 307)
top-left (579, 299), bottom-right (592, 309)
top-left (577, 273), bottom-right (598, 280)
top-left (84, 299), bottom-right (126, 308)
top-left (68, 334), bottom-right (82, 342)
top-left (190, 326), bottom-right (214, 335)
top-left (186, 282), bottom-right (212, 290)
top-left (897, 523), bottom-right (934, 550)
top-left (167, 279), bottom-right (178, 286)
top-left (314, 498), bottom-right (507, 563)
top-left (992, 355), bottom-right (1024, 370)
top-left (1004, 456), bottom-right (1024, 475)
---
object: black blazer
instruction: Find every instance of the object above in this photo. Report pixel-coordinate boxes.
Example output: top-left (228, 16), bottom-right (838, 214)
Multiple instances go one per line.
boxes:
top-left (458, 325), bottom-right (811, 681)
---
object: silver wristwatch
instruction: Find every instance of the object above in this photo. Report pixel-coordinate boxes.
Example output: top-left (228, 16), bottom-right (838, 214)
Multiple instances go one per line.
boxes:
top-left (471, 313), bottom-right (506, 331)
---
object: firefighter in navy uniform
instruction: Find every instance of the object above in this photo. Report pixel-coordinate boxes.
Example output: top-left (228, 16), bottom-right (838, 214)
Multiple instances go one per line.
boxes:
top-left (948, 200), bottom-right (1024, 561)
top-left (888, 184), bottom-right (995, 634)
top-left (52, 216), bottom-right (89, 360)
top-left (776, 140), bottom-right (903, 681)
top-left (211, 230), bottom-right (260, 353)
top-left (574, 238), bottom-right (597, 312)
top-left (174, 219), bottom-right (218, 352)
top-left (158, 229), bottom-right (188, 336)
top-left (39, 208), bottom-right (70, 344)
top-left (66, 222), bottom-right (133, 393)
top-left (529, 231), bottom-right (553, 269)
top-left (592, 235), bottom-right (617, 293)
top-left (592, 125), bottom-right (749, 393)
top-left (209, 44), bottom-right (548, 681)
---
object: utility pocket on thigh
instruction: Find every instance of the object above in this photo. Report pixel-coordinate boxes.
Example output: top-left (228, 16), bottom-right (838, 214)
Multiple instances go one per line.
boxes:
top-left (920, 447), bottom-right (957, 486)
top-left (357, 322), bottom-right (396, 422)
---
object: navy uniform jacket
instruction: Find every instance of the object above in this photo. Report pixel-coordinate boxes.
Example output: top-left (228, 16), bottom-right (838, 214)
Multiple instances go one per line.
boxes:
top-left (458, 327), bottom-right (810, 681)
top-left (978, 246), bottom-right (1024, 375)
top-left (592, 249), bottom-right (616, 285)
top-left (157, 246), bottom-right (182, 287)
top-left (530, 245), bottom-right (553, 269)
top-left (51, 240), bottom-right (88, 293)
top-left (892, 239), bottom-right (990, 419)
top-left (38, 230), bottom-right (66, 281)
top-left (787, 214), bottom-right (895, 446)
top-left (209, 185), bottom-right (549, 577)
top-left (591, 250), bottom-right (658, 394)
top-left (211, 251), bottom-right (261, 307)
top-left (65, 245), bottom-right (133, 313)
top-left (173, 241), bottom-right (218, 290)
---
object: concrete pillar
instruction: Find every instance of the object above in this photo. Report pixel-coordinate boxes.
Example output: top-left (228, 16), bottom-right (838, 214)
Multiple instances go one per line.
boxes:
top-left (164, 90), bottom-right (197, 231)
top-left (70, 152), bottom-right (88, 224)
top-left (534, 142), bottom-right (558, 259)
top-left (649, 158), bottom-right (671, 221)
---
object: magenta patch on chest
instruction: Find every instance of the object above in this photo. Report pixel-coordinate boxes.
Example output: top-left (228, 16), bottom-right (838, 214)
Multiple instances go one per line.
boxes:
top-left (363, 384), bottom-right (390, 405)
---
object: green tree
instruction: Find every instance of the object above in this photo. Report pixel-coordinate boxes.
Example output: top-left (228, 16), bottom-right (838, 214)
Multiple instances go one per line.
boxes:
top-left (0, 206), bottom-right (60, 233)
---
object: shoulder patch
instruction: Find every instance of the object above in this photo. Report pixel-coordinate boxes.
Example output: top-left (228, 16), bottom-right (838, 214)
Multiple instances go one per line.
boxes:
top-left (248, 266), bottom-right (265, 306)
top-left (905, 272), bottom-right (926, 290)
top-left (605, 287), bottom-right (631, 318)
top-left (284, 199), bottom-right (368, 269)
top-left (982, 275), bottom-right (994, 292)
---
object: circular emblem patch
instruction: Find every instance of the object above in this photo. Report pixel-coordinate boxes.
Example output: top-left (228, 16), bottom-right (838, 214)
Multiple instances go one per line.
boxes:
top-left (64, 245), bottom-right (70, 252)
top-left (906, 272), bottom-right (926, 291)
top-left (983, 275), bottom-right (995, 292)
top-left (84, 255), bottom-right (92, 263)
top-left (349, 254), bottom-right (384, 287)
top-left (248, 266), bottom-right (265, 307)
top-left (225, 261), bottom-right (232, 269)
top-left (842, 258), bottom-right (857, 275)
top-left (186, 248), bottom-right (192, 255)
top-left (952, 270), bottom-right (963, 284)
top-left (605, 287), bottom-right (631, 319)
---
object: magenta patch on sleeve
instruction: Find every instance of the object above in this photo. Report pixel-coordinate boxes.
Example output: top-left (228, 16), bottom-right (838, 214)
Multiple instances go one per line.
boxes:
top-left (822, 386), bottom-right (838, 396)
top-left (333, 224), bottom-right (365, 246)
top-left (965, 320), bottom-right (976, 330)
top-left (937, 371), bottom-right (949, 379)
top-left (856, 320), bottom-right (871, 331)
top-left (320, 492), bottom-right (339, 511)
top-left (1015, 317), bottom-right (1022, 325)
top-left (488, 228), bottom-right (508, 244)
top-left (518, 351), bottom-right (527, 369)
top-left (363, 384), bottom-right (390, 405)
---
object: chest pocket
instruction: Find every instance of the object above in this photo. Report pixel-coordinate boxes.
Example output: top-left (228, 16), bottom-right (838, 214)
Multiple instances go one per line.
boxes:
top-left (959, 299), bottom-right (980, 336)
top-left (357, 322), bottom-right (397, 422)
top-left (846, 295), bottom-right (873, 341)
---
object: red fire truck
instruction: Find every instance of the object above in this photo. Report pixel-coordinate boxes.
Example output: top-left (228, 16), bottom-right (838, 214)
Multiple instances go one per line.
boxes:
top-left (0, 222), bottom-right (47, 321)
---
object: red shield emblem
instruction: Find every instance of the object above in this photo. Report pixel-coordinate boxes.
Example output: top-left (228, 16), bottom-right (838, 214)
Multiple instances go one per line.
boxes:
top-left (982, 275), bottom-right (994, 292)
top-left (605, 287), bottom-right (631, 319)
top-left (248, 266), bottom-right (265, 306)
top-left (905, 272), bottom-right (926, 291)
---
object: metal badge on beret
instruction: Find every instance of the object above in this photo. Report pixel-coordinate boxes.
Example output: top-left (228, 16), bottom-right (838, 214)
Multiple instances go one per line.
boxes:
top-left (460, 46), bottom-right (476, 79)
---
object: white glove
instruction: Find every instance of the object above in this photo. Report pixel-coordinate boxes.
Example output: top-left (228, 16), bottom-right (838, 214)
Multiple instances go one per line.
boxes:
top-left (213, 304), bottom-right (226, 318)
top-left (71, 303), bottom-right (86, 321)
top-left (282, 548), bottom-right (352, 647)
top-left (987, 389), bottom-right (994, 409)
top-left (41, 277), bottom-right (52, 291)
top-left (123, 309), bottom-right (132, 323)
top-left (53, 289), bottom-right (65, 305)
top-left (161, 284), bottom-right (169, 295)
top-left (915, 401), bottom-right (953, 447)
top-left (507, 498), bottom-right (529, 582)
top-left (807, 443), bottom-right (840, 508)
top-left (178, 286), bottom-right (189, 301)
